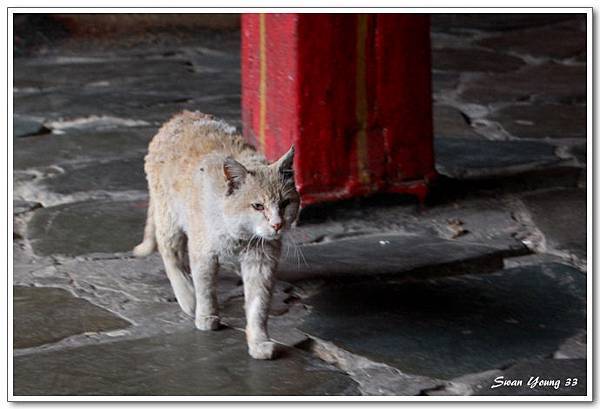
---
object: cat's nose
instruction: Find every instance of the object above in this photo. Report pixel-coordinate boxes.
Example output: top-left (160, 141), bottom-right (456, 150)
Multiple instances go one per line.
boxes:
top-left (271, 222), bottom-right (282, 232)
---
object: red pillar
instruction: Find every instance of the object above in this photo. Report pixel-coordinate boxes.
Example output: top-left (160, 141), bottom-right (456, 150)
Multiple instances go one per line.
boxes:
top-left (242, 14), bottom-right (436, 206)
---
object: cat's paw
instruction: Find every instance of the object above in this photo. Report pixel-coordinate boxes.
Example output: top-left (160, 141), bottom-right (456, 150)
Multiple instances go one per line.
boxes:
top-left (248, 341), bottom-right (277, 360)
top-left (195, 315), bottom-right (221, 331)
top-left (132, 241), bottom-right (155, 258)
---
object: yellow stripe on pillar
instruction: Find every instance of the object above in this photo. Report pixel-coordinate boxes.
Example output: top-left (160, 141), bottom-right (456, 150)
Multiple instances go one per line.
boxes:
top-left (355, 14), bottom-right (370, 185)
top-left (258, 13), bottom-right (267, 153)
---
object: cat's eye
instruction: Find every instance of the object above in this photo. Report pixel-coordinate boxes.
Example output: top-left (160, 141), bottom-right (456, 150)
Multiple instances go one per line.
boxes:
top-left (251, 203), bottom-right (264, 211)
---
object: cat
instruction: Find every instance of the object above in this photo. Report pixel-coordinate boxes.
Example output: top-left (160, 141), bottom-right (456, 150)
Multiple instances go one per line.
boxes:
top-left (133, 111), bottom-right (300, 359)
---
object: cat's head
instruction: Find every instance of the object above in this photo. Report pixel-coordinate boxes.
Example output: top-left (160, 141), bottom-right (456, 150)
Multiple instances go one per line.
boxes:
top-left (221, 146), bottom-right (300, 241)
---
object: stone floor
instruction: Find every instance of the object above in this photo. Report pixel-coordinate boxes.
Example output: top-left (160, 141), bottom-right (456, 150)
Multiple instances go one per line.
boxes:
top-left (12, 14), bottom-right (587, 397)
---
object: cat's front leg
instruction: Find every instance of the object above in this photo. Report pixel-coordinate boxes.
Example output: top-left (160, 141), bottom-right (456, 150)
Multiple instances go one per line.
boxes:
top-left (240, 245), bottom-right (280, 360)
top-left (189, 248), bottom-right (220, 331)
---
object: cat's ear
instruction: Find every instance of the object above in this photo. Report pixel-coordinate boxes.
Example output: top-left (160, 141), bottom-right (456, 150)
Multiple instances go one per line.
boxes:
top-left (272, 145), bottom-right (295, 182)
top-left (223, 157), bottom-right (248, 194)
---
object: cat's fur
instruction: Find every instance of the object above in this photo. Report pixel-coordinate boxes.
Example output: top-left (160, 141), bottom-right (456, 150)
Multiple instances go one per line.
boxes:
top-left (133, 111), bottom-right (300, 359)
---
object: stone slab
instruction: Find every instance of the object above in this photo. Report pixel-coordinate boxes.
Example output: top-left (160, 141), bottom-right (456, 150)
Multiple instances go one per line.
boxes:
top-left (459, 63), bottom-right (586, 105)
top-left (488, 104), bottom-right (586, 139)
top-left (27, 200), bottom-right (146, 257)
top-left (14, 286), bottom-right (130, 349)
top-left (278, 232), bottom-right (512, 282)
top-left (434, 138), bottom-right (560, 179)
top-left (41, 157), bottom-right (147, 195)
top-left (434, 104), bottom-right (482, 139)
top-left (432, 48), bottom-right (524, 73)
top-left (299, 263), bottom-right (586, 380)
top-left (13, 116), bottom-right (49, 138)
top-left (14, 127), bottom-right (154, 170)
top-left (432, 14), bottom-right (578, 33)
top-left (476, 359), bottom-right (586, 396)
top-left (477, 23), bottom-right (585, 60)
top-left (521, 188), bottom-right (586, 265)
top-left (571, 144), bottom-right (587, 164)
top-left (13, 328), bottom-right (359, 396)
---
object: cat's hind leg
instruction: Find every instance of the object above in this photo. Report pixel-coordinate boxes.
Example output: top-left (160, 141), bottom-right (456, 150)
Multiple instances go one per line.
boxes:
top-left (133, 196), bottom-right (157, 257)
top-left (155, 222), bottom-right (195, 316)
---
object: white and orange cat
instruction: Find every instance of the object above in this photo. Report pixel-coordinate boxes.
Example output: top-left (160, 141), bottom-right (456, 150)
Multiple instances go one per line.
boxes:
top-left (133, 111), bottom-right (299, 359)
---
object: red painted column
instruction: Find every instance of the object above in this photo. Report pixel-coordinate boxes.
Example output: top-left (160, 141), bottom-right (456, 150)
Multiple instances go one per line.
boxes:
top-left (242, 13), bottom-right (436, 206)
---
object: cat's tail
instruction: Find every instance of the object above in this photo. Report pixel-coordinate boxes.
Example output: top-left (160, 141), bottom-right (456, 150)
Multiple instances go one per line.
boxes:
top-left (133, 196), bottom-right (157, 257)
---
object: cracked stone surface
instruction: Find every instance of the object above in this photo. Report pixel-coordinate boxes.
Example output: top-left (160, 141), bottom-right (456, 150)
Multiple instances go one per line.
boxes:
top-left (520, 188), bottom-right (586, 268)
top-left (299, 263), bottom-right (585, 380)
top-left (14, 286), bottom-right (130, 349)
top-left (12, 14), bottom-right (587, 397)
top-left (432, 48), bottom-right (524, 73)
top-left (13, 328), bottom-right (359, 396)
top-left (459, 63), bottom-right (586, 105)
top-left (14, 127), bottom-right (154, 170)
top-left (41, 158), bottom-right (147, 195)
top-left (487, 104), bottom-right (586, 140)
top-left (278, 232), bottom-right (516, 282)
top-left (435, 138), bottom-right (560, 179)
top-left (434, 104), bottom-right (482, 139)
top-left (27, 200), bottom-right (146, 256)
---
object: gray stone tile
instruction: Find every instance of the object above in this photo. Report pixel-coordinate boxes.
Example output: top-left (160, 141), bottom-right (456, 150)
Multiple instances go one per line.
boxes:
top-left (571, 144), bottom-right (587, 164)
top-left (13, 200), bottom-right (42, 215)
top-left (41, 157), bottom-right (147, 195)
top-left (432, 71), bottom-right (460, 94)
top-left (521, 188), bottom-right (586, 265)
top-left (432, 48), bottom-right (524, 73)
top-left (278, 232), bottom-right (514, 282)
top-left (435, 138), bottom-right (560, 179)
top-left (475, 359), bottom-right (586, 396)
top-left (27, 200), bottom-right (146, 257)
top-left (14, 127), bottom-right (154, 170)
top-left (13, 328), bottom-right (359, 396)
top-left (13, 116), bottom-right (49, 138)
top-left (299, 263), bottom-right (586, 380)
top-left (432, 14), bottom-right (579, 33)
top-left (459, 63), bottom-right (586, 105)
top-left (434, 105), bottom-right (482, 139)
top-left (14, 286), bottom-right (130, 349)
top-left (488, 104), bottom-right (586, 139)
top-left (13, 58), bottom-right (195, 90)
top-left (478, 24), bottom-right (586, 60)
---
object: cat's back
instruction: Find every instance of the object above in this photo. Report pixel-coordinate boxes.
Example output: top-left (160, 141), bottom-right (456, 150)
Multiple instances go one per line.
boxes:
top-left (145, 111), bottom-right (243, 170)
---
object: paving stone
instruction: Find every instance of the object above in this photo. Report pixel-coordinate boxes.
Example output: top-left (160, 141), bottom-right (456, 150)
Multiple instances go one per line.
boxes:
top-left (13, 200), bottom-right (42, 215)
top-left (13, 58), bottom-right (195, 90)
top-left (435, 138), bottom-right (560, 179)
top-left (488, 104), bottom-right (586, 139)
top-left (432, 48), bottom-right (524, 73)
top-left (459, 63), bottom-right (586, 105)
top-left (434, 105), bottom-right (482, 139)
top-left (13, 286), bottom-right (130, 349)
top-left (432, 71), bottom-right (460, 94)
top-left (14, 127), bottom-right (154, 170)
top-left (13, 116), bottom-right (49, 138)
top-left (27, 200), bottom-right (146, 256)
top-left (478, 25), bottom-right (586, 60)
top-left (475, 359), bottom-right (586, 396)
top-left (278, 232), bottom-right (512, 282)
top-left (41, 157), bottom-right (147, 195)
top-left (299, 263), bottom-right (586, 380)
top-left (13, 328), bottom-right (359, 396)
top-left (432, 14), bottom-right (579, 33)
top-left (520, 188), bottom-right (586, 265)
top-left (570, 144), bottom-right (587, 164)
